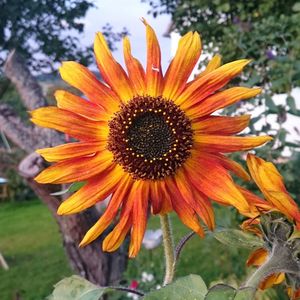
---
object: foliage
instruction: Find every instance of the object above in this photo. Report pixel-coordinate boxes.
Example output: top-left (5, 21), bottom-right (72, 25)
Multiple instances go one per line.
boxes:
top-left (0, 0), bottom-right (93, 72)
top-left (212, 229), bottom-right (263, 249)
top-left (47, 275), bottom-right (109, 300)
top-left (144, 275), bottom-right (207, 300)
top-left (145, 0), bottom-right (300, 157)
top-left (0, 0), bottom-right (127, 73)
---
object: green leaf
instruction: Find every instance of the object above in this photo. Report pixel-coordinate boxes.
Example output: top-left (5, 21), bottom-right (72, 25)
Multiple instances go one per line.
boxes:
top-left (285, 142), bottom-right (300, 148)
top-left (205, 284), bottom-right (236, 300)
top-left (287, 96), bottom-right (297, 114)
top-left (205, 285), bottom-right (256, 300)
top-left (69, 182), bottom-right (86, 193)
top-left (50, 182), bottom-right (85, 196)
top-left (212, 229), bottom-right (264, 249)
top-left (234, 287), bottom-right (255, 300)
top-left (48, 275), bottom-right (108, 300)
top-left (144, 275), bottom-right (207, 300)
top-left (265, 95), bottom-right (278, 113)
top-left (292, 2), bottom-right (300, 11)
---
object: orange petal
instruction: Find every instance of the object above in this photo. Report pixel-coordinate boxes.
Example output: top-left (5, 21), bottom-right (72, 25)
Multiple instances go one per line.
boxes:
top-left (30, 107), bottom-right (109, 141)
top-left (123, 36), bottom-right (146, 95)
top-left (55, 90), bottom-right (109, 121)
top-left (213, 154), bottom-right (250, 181)
top-left (102, 180), bottom-right (142, 252)
top-left (59, 61), bottom-right (120, 113)
top-left (157, 180), bottom-right (173, 215)
top-left (186, 54), bottom-right (222, 88)
top-left (192, 115), bottom-right (250, 136)
top-left (129, 181), bottom-right (150, 257)
top-left (79, 174), bottom-right (133, 246)
top-left (102, 213), bottom-right (132, 253)
top-left (199, 54), bottom-right (222, 77)
top-left (142, 19), bottom-right (163, 97)
top-left (240, 218), bottom-right (262, 236)
top-left (260, 273), bottom-right (285, 290)
top-left (185, 87), bottom-right (261, 118)
top-left (176, 168), bottom-right (215, 230)
top-left (247, 154), bottom-right (300, 227)
top-left (185, 154), bottom-right (249, 214)
top-left (57, 164), bottom-right (124, 215)
top-left (287, 287), bottom-right (300, 300)
top-left (36, 141), bottom-right (106, 162)
top-left (35, 150), bottom-right (113, 184)
top-left (94, 32), bottom-right (134, 102)
top-left (176, 59), bottom-right (251, 107)
top-left (237, 185), bottom-right (274, 217)
top-left (194, 135), bottom-right (272, 153)
top-left (166, 178), bottom-right (205, 237)
top-left (247, 248), bottom-right (268, 266)
top-left (163, 31), bottom-right (201, 100)
top-left (149, 180), bottom-right (162, 214)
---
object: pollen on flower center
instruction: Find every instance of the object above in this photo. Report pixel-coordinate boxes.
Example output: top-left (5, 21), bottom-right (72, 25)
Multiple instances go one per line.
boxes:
top-left (107, 96), bottom-right (193, 180)
top-left (127, 112), bottom-right (173, 159)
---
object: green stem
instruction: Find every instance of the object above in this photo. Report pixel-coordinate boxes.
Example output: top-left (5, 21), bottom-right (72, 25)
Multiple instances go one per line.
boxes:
top-left (245, 244), bottom-right (288, 289)
top-left (160, 214), bottom-right (175, 286)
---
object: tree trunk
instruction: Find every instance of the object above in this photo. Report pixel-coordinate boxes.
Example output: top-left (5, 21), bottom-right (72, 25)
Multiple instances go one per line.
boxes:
top-left (1, 50), bottom-right (128, 286)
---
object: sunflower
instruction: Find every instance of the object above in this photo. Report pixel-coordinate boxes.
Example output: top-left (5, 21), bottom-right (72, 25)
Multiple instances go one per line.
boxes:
top-left (31, 20), bottom-right (271, 257)
top-left (240, 154), bottom-right (300, 298)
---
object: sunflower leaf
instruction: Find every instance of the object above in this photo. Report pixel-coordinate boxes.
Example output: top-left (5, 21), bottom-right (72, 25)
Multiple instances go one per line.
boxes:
top-left (50, 182), bottom-right (85, 196)
top-left (212, 229), bottom-right (264, 249)
top-left (48, 275), bottom-right (109, 300)
top-left (144, 274), bottom-right (207, 300)
top-left (205, 284), bottom-right (236, 300)
top-left (205, 285), bottom-right (256, 300)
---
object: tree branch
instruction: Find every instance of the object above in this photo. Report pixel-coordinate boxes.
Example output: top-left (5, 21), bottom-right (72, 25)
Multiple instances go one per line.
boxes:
top-left (4, 50), bottom-right (47, 110)
top-left (0, 103), bottom-right (41, 152)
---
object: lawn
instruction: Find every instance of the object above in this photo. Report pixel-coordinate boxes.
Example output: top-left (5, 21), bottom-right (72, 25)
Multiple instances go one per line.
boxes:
top-left (0, 200), bottom-right (287, 300)
top-left (0, 200), bottom-right (72, 300)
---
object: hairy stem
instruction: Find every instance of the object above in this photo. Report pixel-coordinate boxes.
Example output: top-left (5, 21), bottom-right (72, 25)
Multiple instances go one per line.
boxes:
top-left (175, 231), bottom-right (195, 264)
top-left (245, 243), bottom-right (289, 289)
top-left (160, 214), bottom-right (175, 286)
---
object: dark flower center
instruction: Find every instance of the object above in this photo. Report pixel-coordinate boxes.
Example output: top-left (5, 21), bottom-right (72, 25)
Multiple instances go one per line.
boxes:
top-left (107, 96), bottom-right (193, 180)
top-left (127, 112), bottom-right (173, 159)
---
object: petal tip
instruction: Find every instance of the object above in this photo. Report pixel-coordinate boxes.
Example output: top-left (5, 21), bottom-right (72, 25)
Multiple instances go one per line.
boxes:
top-left (57, 205), bottom-right (67, 215)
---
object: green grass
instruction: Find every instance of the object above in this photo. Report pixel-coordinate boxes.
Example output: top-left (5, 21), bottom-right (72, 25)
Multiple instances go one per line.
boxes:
top-left (0, 200), bottom-right (71, 300)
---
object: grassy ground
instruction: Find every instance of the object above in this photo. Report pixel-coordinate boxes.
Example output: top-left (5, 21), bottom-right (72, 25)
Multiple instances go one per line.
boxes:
top-left (0, 200), bottom-right (72, 300)
top-left (0, 200), bottom-right (287, 300)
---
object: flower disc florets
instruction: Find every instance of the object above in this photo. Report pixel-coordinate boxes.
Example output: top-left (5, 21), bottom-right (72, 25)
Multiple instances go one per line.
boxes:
top-left (107, 96), bottom-right (193, 180)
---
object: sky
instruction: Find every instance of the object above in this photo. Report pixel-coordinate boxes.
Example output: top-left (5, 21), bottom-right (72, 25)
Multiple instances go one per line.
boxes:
top-left (81, 0), bottom-right (172, 71)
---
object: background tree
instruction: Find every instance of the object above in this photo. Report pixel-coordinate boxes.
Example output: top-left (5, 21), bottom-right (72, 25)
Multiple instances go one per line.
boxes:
top-left (0, 0), bottom-right (128, 287)
top-left (146, 0), bottom-right (300, 158)
top-left (0, 0), bottom-right (94, 72)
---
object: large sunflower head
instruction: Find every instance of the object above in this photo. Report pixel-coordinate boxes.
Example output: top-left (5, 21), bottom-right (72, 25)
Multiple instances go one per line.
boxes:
top-left (31, 20), bottom-right (272, 257)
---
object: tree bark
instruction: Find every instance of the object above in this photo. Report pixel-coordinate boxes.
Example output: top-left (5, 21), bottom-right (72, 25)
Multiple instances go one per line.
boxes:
top-left (1, 50), bottom-right (128, 286)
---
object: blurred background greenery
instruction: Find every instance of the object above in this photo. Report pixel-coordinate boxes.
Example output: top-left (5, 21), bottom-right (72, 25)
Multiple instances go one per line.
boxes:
top-left (1, 0), bottom-right (300, 299)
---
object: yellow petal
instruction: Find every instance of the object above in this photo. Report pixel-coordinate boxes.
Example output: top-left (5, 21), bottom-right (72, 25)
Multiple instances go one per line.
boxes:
top-left (94, 32), bottom-right (134, 102)
top-left (185, 87), bottom-right (261, 118)
top-left (59, 61), bottom-right (119, 113)
top-left (142, 18), bottom-right (163, 97)
top-left (123, 36), bottom-right (146, 95)
top-left (194, 135), bottom-right (272, 153)
top-left (163, 31), bottom-right (201, 100)
top-left (176, 59), bottom-right (251, 107)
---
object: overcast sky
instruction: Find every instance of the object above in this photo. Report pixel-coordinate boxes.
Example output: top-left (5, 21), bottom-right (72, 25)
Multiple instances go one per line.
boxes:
top-left (82, 0), bottom-right (172, 70)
